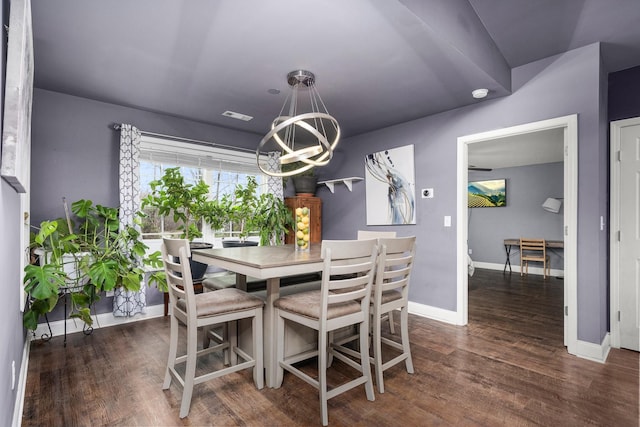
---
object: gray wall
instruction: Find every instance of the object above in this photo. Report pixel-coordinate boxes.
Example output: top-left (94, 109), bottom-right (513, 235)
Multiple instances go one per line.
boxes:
top-left (31, 88), bottom-right (262, 318)
top-left (468, 163), bottom-right (564, 270)
top-left (0, 0), bottom-right (26, 424)
top-left (29, 43), bottom-right (608, 347)
top-left (319, 43), bottom-right (608, 344)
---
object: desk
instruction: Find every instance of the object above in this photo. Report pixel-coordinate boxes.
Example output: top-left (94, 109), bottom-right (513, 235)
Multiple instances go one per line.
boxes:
top-left (503, 238), bottom-right (564, 273)
top-left (192, 244), bottom-right (324, 388)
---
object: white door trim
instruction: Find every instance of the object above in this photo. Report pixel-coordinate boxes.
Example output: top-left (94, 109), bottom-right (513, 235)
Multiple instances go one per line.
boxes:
top-left (610, 116), bottom-right (640, 348)
top-left (456, 114), bottom-right (578, 355)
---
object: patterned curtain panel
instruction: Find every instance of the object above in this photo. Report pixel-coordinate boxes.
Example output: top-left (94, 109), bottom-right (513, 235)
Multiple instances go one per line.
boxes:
top-left (113, 124), bottom-right (146, 317)
top-left (266, 152), bottom-right (283, 199)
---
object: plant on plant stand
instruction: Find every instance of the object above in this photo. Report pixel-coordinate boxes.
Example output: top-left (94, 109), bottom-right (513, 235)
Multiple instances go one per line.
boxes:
top-left (23, 199), bottom-right (164, 331)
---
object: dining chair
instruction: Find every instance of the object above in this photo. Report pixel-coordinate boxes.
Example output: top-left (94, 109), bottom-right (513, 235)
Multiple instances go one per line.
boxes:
top-left (357, 230), bottom-right (397, 333)
top-left (161, 238), bottom-right (264, 418)
top-left (273, 239), bottom-right (378, 426)
top-left (333, 236), bottom-right (416, 393)
top-left (519, 237), bottom-right (550, 278)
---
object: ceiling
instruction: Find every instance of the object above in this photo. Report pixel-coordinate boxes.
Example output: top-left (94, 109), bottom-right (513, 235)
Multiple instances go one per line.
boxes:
top-left (30, 0), bottom-right (640, 166)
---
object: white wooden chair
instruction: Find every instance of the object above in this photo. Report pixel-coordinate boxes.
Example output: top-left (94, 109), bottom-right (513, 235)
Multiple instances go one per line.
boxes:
top-left (357, 230), bottom-right (397, 333)
top-left (161, 238), bottom-right (264, 418)
top-left (519, 238), bottom-right (550, 278)
top-left (273, 239), bottom-right (378, 426)
top-left (333, 236), bottom-right (416, 393)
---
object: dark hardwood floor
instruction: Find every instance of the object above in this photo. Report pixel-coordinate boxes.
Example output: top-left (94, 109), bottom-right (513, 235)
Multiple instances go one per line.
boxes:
top-left (23, 269), bottom-right (639, 426)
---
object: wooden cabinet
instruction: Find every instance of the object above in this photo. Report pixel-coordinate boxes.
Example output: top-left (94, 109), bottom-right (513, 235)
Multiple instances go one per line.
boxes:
top-left (284, 196), bottom-right (322, 244)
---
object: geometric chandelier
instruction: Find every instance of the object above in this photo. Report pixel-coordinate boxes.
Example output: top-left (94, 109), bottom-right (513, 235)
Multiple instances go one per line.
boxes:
top-left (257, 70), bottom-right (341, 177)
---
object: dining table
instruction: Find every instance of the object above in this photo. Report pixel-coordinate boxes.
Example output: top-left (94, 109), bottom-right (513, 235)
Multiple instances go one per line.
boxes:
top-left (191, 243), bottom-right (324, 388)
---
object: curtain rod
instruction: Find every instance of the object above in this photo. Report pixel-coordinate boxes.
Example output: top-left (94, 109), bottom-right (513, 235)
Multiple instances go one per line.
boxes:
top-left (112, 124), bottom-right (264, 155)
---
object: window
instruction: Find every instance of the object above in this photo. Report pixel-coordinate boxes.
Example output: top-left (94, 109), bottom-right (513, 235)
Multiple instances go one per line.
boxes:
top-left (138, 135), bottom-right (269, 243)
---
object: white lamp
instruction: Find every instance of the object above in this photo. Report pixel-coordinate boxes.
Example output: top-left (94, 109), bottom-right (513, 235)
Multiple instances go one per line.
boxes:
top-left (542, 197), bottom-right (562, 213)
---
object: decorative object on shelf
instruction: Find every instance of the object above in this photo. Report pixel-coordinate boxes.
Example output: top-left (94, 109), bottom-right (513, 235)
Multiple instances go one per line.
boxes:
top-left (23, 198), bottom-right (164, 333)
top-left (294, 206), bottom-right (311, 251)
top-left (365, 144), bottom-right (416, 225)
top-left (318, 177), bottom-right (363, 193)
top-left (257, 70), bottom-right (340, 177)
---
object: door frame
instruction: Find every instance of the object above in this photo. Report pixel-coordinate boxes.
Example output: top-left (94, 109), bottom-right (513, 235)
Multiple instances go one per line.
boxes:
top-left (456, 114), bottom-right (578, 354)
top-left (610, 116), bottom-right (640, 348)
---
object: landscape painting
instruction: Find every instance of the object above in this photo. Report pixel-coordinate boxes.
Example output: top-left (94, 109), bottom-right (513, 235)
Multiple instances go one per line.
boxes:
top-left (468, 179), bottom-right (506, 208)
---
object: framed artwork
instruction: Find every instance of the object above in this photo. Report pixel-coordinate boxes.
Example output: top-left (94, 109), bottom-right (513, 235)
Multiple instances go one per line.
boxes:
top-left (468, 179), bottom-right (507, 208)
top-left (365, 144), bottom-right (416, 225)
top-left (1, 0), bottom-right (34, 193)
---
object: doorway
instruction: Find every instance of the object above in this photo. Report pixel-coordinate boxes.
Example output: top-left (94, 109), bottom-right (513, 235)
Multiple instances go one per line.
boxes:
top-left (456, 115), bottom-right (578, 355)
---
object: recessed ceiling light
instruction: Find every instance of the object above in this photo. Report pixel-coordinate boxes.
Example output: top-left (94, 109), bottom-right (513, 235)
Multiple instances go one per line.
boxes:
top-left (472, 88), bottom-right (489, 99)
top-left (267, 88), bottom-right (280, 95)
top-left (222, 110), bottom-right (253, 121)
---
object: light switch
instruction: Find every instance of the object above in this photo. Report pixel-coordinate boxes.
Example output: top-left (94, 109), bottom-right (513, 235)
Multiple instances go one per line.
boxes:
top-left (444, 216), bottom-right (451, 227)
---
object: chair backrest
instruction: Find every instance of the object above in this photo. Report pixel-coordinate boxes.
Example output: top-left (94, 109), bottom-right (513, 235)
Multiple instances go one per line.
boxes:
top-left (520, 238), bottom-right (546, 260)
top-left (161, 238), bottom-right (197, 320)
top-left (357, 230), bottom-right (397, 240)
top-left (320, 239), bottom-right (378, 324)
top-left (374, 236), bottom-right (416, 305)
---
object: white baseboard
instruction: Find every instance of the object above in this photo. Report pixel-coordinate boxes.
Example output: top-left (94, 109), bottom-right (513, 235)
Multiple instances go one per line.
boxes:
top-left (408, 301), bottom-right (461, 325)
top-left (473, 261), bottom-right (564, 278)
top-left (572, 333), bottom-right (611, 364)
top-left (12, 335), bottom-right (30, 427)
top-left (33, 304), bottom-right (166, 339)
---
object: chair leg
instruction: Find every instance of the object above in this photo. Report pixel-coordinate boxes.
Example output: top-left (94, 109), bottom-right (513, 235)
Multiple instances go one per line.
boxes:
top-left (179, 322), bottom-right (198, 418)
top-left (318, 330), bottom-right (329, 427)
top-left (163, 314), bottom-right (179, 390)
top-left (253, 309), bottom-right (264, 390)
top-left (274, 310), bottom-right (285, 389)
top-left (400, 307), bottom-right (414, 374)
top-left (372, 311), bottom-right (385, 393)
top-left (228, 320), bottom-right (238, 366)
top-left (359, 319), bottom-right (375, 402)
top-left (387, 310), bottom-right (396, 335)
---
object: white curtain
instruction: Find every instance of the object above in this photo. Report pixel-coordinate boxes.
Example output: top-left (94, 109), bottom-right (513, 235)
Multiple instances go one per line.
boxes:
top-left (266, 151), bottom-right (284, 199)
top-left (113, 124), bottom-right (146, 317)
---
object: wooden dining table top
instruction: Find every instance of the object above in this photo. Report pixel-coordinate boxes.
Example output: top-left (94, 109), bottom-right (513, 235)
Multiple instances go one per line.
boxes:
top-left (191, 243), bottom-right (324, 279)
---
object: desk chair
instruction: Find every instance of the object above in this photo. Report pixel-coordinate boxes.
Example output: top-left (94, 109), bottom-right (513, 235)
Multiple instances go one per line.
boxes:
top-left (520, 238), bottom-right (550, 279)
top-left (274, 239), bottom-right (378, 426)
top-left (161, 238), bottom-right (264, 418)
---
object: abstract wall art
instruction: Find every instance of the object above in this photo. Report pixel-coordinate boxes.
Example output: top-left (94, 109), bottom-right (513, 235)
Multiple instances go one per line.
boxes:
top-left (365, 144), bottom-right (416, 225)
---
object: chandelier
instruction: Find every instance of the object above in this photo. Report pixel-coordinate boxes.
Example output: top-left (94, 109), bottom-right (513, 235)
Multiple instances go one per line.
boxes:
top-left (257, 70), bottom-right (340, 177)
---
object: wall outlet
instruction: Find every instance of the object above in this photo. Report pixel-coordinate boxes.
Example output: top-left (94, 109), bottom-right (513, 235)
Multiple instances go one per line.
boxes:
top-left (444, 215), bottom-right (451, 227)
top-left (421, 188), bottom-right (434, 198)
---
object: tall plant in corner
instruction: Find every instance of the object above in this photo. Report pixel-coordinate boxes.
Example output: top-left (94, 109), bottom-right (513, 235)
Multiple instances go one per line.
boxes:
top-left (23, 199), bottom-right (164, 331)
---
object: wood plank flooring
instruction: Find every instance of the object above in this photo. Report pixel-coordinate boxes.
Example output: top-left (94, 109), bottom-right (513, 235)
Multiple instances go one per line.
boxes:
top-left (22, 269), bottom-right (639, 426)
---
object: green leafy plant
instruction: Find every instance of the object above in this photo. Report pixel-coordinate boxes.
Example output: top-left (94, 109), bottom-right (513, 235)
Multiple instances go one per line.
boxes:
top-left (221, 176), bottom-right (294, 244)
top-left (141, 167), bottom-right (225, 240)
top-left (23, 199), bottom-right (164, 331)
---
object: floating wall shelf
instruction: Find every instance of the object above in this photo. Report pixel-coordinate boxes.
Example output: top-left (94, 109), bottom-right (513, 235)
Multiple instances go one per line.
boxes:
top-left (317, 177), bottom-right (363, 193)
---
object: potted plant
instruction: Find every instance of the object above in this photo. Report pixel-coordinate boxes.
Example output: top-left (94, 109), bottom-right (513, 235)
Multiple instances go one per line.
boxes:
top-left (141, 167), bottom-right (225, 278)
top-left (282, 161), bottom-right (318, 195)
top-left (23, 199), bottom-right (164, 331)
top-left (220, 176), bottom-right (294, 247)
